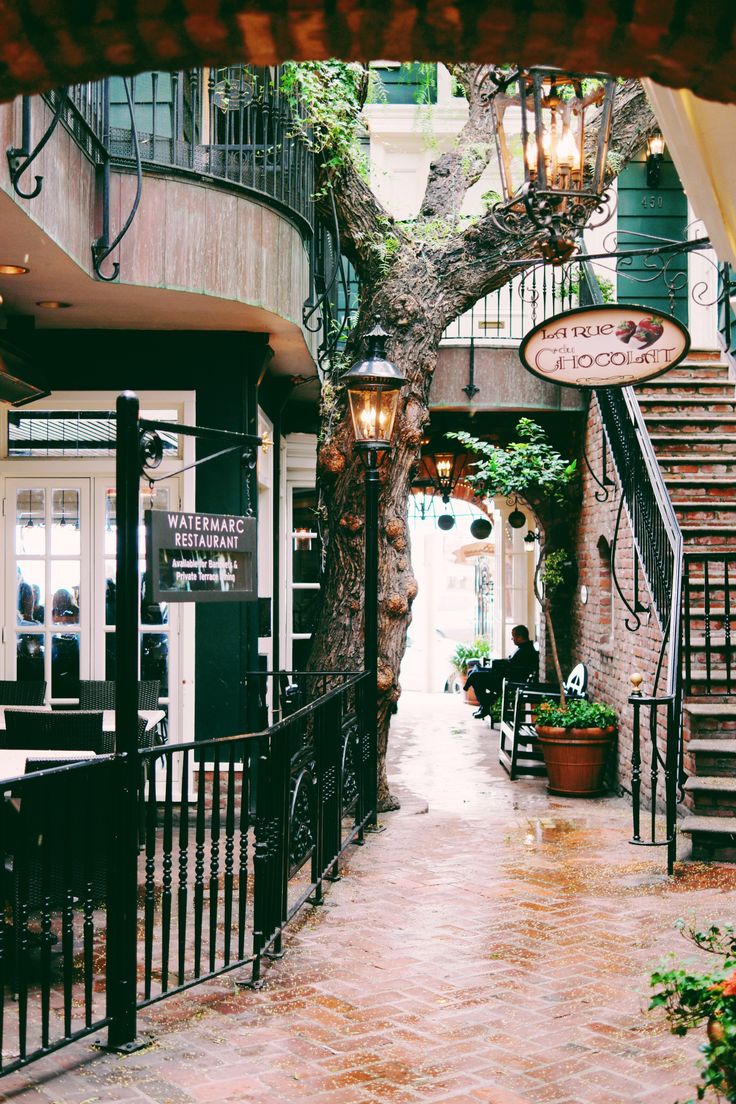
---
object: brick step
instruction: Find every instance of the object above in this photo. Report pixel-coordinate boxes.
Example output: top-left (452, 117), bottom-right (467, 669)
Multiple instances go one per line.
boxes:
top-left (675, 504), bottom-right (736, 525)
top-left (665, 476), bottom-right (736, 490)
top-left (636, 380), bottom-right (735, 397)
top-left (650, 436), bottom-right (736, 456)
top-left (644, 416), bottom-right (736, 434)
top-left (686, 620), bottom-right (735, 636)
top-left (684, 634), bottom-right (736, 649)
top-left (682, 527), bottom-right (736, 547)
top-left (658, 457), bottom-right (736, 475)
top-left (662, 362), bottom-right (730, 380)
top-left (683, 777), bottom-right (736, 815)
top-left (688, 740), bottom-right (736, 753)
top-left (640, 399), bottom-right (736, 415)
top-left (680, 816), bottom-right (736, 862)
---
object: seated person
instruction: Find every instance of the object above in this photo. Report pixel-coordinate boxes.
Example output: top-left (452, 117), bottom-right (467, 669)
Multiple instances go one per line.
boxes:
top-left (464, 625), bottom-right (538, 719)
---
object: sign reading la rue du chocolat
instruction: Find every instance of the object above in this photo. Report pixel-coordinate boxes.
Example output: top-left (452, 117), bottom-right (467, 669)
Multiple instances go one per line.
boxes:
top-left (146, 509), bottom-right (257, 603)
top-left (519, 304), bottom-right (691, 388)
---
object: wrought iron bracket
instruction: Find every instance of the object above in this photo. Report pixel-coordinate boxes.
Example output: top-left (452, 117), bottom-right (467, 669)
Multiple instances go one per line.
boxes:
top-left (92, 78), bottom-right (142, 282)
top-left (583, 438), bottom-right (616, 503)
top-left (610, 492), bottom-right (649, 632)
top-left (7, 90), bottom-right (67, 200)
top-left (462, 337), bottom-right (479, 400)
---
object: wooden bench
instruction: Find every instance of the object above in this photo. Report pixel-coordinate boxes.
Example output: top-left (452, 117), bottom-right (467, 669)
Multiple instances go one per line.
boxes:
top-left (498, 664), bottom-right (588, 781)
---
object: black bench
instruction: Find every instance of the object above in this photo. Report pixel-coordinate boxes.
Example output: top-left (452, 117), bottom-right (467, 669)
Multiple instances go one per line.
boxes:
top-left (498, 664), bottom-right (588, 780)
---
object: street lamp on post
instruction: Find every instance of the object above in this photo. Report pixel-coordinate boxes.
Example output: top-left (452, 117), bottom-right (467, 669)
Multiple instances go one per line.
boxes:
top-left (343, 322), bottom-right (406, 824)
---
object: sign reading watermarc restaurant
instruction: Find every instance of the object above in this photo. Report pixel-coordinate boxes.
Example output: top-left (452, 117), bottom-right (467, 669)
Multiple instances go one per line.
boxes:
top-left (519, 304), bottom-right (690, 388)
top-left (146, 509), bottom-right (257, 603)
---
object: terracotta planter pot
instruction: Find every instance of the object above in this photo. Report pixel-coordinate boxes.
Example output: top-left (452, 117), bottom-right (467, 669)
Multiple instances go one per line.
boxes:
top-left (464, 685), bottom-right (479, 706)
top-left (535, 725), bottom-right (616, 796)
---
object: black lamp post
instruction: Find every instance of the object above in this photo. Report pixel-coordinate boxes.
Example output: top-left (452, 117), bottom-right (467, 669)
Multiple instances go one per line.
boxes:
top-left (343, 322), bottom-right (406, 822)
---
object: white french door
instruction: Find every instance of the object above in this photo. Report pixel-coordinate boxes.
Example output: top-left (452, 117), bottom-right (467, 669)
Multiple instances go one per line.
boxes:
top-left (5, 476), bottom-right (180, 725)
top-left (7, 478), bottom-right (91, 701)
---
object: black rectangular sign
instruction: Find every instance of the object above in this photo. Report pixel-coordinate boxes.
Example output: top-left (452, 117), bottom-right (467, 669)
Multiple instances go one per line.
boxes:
top-left (146, 509), bottom-right (257, 603)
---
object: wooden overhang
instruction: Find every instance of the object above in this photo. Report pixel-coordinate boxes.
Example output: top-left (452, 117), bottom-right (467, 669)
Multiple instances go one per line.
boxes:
top-left (2, 1), bottom-right (736, 104)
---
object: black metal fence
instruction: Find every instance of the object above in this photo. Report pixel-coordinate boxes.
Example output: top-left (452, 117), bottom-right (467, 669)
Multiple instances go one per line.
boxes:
top-left (0, 670), bottom-right (370, 1075)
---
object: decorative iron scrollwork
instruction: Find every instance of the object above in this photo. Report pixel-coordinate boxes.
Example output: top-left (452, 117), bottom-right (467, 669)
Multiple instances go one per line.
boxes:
top-left (288, 767), bottom-right (316, 877)
top-left (7, 90), bottom-right (67, 200)
top-left (341, 718), bottom-right (359, 814)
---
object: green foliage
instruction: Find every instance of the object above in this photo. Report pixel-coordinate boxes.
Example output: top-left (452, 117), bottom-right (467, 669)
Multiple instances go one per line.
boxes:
top-left (540, 548), bottom-right (573, 596)
top-left (448, 418), bottom-right (578, 506)
top-left (555, 271), bottom-right (615, 304)
top-left (650, 922), bottom-right (736, 1102)
top-left (535, 699), bottom-right (617, 729)
top-left (451, 638), bottom-right (490, 675)
top-left (281, 61), bottom-right (366, 175)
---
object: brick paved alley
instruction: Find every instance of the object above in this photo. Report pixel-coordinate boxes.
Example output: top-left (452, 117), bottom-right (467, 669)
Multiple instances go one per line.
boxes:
top-left (4, 691), bottom-right (736, 1104)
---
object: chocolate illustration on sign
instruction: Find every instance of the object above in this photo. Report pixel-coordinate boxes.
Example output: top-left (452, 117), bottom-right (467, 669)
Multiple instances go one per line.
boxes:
top-left (519, 304), bottom-right (690, 388)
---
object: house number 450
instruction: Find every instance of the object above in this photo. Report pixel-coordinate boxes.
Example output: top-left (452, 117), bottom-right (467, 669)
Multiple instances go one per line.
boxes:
top-left (641, 195), bottom-right (664, 208)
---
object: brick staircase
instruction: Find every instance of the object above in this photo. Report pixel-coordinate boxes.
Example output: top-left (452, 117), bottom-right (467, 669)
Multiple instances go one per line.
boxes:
top-left (636, 354), bottom-right (736, 859)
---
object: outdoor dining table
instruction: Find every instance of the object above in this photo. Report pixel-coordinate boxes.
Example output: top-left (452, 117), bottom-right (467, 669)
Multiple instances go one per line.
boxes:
top-left (0, 707), bottom-right (166, 781)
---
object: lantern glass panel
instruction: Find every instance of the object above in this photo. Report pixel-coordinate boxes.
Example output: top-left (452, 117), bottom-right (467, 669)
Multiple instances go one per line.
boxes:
top-left (347, 386), bottom-right (400, 447)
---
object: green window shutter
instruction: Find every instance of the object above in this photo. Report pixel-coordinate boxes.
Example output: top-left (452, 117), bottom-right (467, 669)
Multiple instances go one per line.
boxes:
top-left (372, 63), bottom-right (438, 105)
top-left (616, 151), bottom-right (688, 324)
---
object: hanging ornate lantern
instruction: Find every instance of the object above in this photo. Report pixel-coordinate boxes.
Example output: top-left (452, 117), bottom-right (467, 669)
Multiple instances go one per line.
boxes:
top-left (489, 67), bottom-right (617, 262)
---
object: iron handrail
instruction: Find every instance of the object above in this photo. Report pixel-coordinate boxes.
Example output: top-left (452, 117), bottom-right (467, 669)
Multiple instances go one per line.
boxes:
top-left (580, 261), bottom-right (684, 873)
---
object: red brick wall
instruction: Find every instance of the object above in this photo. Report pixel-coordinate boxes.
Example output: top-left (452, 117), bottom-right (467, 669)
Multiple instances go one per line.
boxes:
top-left (570, 400), bottom-right (670, 805)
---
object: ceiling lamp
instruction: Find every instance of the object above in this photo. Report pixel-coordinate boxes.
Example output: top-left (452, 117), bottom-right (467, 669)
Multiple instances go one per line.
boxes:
top-left (0, 264), bottom-right (29, 275)
top-left (508, 507), bottom-right (527, 530)
top-left (489, 67), bottom-right (616, 262)
top-left (36, 300), bottom-right (71, 309)
top-left (437, 514), bottom-right (455, 531)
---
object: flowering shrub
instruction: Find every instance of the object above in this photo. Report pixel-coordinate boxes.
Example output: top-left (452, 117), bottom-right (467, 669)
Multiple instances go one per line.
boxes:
top-left (650, 922), bottom-right (736, 1102)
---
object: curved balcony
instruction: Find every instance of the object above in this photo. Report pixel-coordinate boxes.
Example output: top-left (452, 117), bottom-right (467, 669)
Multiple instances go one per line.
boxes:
top-left (53, 66), bottom-right (314, 238)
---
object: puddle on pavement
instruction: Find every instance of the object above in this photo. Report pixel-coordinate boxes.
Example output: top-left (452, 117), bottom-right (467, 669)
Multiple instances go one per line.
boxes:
top-left (521, 816), bottom-right (580, 845)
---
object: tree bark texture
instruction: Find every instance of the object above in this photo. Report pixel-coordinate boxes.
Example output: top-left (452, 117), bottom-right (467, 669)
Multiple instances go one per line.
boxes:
top-left (307, 71), bottom-right (658, 810)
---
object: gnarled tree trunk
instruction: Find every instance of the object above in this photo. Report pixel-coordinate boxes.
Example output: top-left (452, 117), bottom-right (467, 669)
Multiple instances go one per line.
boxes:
top-left (305, 67), bottom-right (656, 809)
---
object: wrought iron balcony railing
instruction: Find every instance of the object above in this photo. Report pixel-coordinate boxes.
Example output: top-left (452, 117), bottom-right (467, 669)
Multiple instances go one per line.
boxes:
top-left (44, 66), bottom-right (315, 239)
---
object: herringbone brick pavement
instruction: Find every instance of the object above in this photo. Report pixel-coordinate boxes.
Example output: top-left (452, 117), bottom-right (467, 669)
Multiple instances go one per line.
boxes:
top-left (4, 691), bottom-right (735, 1104)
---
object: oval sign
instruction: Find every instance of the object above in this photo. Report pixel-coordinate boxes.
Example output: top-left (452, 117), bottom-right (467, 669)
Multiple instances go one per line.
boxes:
top-left (519, 303), bottom-right (691, 388)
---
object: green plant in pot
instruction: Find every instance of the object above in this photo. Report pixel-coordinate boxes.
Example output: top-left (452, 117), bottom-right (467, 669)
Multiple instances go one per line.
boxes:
top-left (649, 921), bottom-right (736, 1102)
top-left (534, 698), bottom-right (617, 796)
top-left (451, 638), bottom-right (490, 704)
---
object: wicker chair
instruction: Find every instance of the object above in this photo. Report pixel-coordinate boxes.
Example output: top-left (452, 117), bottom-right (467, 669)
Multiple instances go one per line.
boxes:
top-left (0, 681), bottom-right (47, 707)
top-left (79, 679), bottom-right (164, 742)
top-left (3, 710), bottom-right (106, 752)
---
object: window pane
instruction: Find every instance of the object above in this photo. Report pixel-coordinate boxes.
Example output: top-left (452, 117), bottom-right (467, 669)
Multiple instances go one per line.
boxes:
top-left (292, 589), bottom-right (320, 635)
top-left (16, 633), bottom-right (44, 682)
top-left (15, 488), bottom-right (45, 555)
top-left (292, 490), bottom-right (321, 584)
top-left (50, 562), bottom-right (80, 626)
top-left (292, 637), bottom-right (313, 671)
top-left (141, 633), bottom-right (168, 695)
top-left (51, 633), bottom-right (80, 698)
top-left (51, 489), bottom-right (81, 554)
top-left (17, 561), bottom-right (45, 625)
top-left (105, 560), bottom-right (116, 626)
top-left (105, 632), bottom-right (116, 680)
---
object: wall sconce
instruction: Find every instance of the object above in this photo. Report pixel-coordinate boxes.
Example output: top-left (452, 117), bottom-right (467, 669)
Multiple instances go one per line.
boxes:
top-left (646, 132), bottom-right (665, 189)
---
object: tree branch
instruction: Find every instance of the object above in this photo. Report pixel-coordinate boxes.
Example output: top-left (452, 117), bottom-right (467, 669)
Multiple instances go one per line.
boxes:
top-left (418, 64), bottom-right (501, 224)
